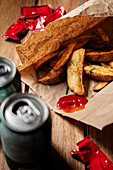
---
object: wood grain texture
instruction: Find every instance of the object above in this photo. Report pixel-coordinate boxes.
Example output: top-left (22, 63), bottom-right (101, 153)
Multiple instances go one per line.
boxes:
top-left (2, 1), bottom-right (113, 170)
top-left (38, 0), bottom-right (79, 12)
top-left (0, 1), bottom-right (36, 170)
top-left (89, 124), bottom-right (113, 162)
top-left (0, 0), bottom-right (35, 65)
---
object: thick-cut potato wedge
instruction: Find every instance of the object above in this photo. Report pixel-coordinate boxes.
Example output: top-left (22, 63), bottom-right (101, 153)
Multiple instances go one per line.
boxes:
top-left (93, 82), bottom-right (108, 91)
top-left (38, 67), bottom-right (66, 85)
top-left (87, 39), bottom-right (109, 50)
top-left (54, 41), bottom-right (76, 71)
top-left (84, 65), bottom-right (113, 81)
top-left (34, 50), bottom-right (59, 70)
top-left (49, 39), bottom-right (89, 68)
top-left (87, 28), bottom-right (110, 50)
top-left (93, 27), bottom-right (109, 43)
top-left (67, 48), bottom-right (85, 95)
top-left (61, 34), bottom-right (96, 49)
top-left (74, 38), bottom-right (91, 50)
top-left (85, 50), bottom-right (113, 62)
top-left (49, 49), bottom-right (66, 67)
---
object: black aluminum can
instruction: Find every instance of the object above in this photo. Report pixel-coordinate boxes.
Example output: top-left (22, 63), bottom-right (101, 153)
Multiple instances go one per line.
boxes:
top-left (0, 56), bottom-right (21, 105)
top-left (0, 93), bottom-right (51, 170)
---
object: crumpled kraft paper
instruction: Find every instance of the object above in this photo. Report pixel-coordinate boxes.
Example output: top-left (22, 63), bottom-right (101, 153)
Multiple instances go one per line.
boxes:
top-left (16, 0), bottom-right (113, 130)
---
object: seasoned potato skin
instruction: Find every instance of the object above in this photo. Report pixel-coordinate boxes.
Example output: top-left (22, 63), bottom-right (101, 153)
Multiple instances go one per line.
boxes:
top-left (85, 50), bottom-right (113, 62)
top-left (61, 34), bottom-right (96, 49)
top-left (84, 65), bottom-right (113, 81)
top-left (67, 48), bottom-right (85, 95)
top-left (93, 82), bottom-right (108, 91)
top-left (54, 41), bottom-right (76, 71)
top-left (34, 50), bottom-right (59, 70)
top-left (38, 67), bottom-right (66, 85)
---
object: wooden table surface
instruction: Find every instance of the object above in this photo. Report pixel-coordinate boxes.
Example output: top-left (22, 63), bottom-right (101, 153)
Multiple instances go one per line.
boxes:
top-left (0, 0), bottom-right (113, 170)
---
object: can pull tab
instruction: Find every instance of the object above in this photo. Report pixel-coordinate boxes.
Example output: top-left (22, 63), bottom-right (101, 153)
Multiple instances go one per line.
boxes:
top-left (0, 64), bottom-right (11, 76)
top-left (17, 105), bottom-right (38, 123)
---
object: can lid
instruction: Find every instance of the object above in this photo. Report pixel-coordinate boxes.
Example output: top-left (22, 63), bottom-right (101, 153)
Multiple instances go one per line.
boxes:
top-left (0, 93), bottom-right (49, 132)
top-left (0, 56), bottom-right (16, 87)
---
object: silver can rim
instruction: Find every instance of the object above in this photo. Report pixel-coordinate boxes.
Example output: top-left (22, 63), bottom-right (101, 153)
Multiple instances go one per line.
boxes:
top-left (0, 56), bottom-right (16, 87)
top-left (0, 93), bottom-right (49, 132)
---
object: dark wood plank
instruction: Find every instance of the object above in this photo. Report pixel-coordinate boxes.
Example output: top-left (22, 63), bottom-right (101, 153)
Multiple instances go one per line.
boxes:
top-left (0, 1), bottom-right (36, 169)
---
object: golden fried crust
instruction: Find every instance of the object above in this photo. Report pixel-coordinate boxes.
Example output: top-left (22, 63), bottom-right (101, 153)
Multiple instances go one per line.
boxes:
top-left (93, 82), bottom-right (108, 91)
top-left (84, 65), bottom-right (113, 81)
top-left (85, 50), bottom-right (113, 62)
top-left (16, 15), bottom-right (106, 71)
top-left (67, 48), bottom-right (85, 95)
top-left (54, 41), bottom-right (76, 71)
top-left (34, 50), bottom-right (59, 70)
top-left (38, 67), bottom-right (66, 85)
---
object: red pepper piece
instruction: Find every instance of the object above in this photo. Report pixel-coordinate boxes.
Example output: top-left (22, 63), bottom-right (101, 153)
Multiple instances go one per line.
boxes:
top-left (70, 136), bottom-right (113, 170)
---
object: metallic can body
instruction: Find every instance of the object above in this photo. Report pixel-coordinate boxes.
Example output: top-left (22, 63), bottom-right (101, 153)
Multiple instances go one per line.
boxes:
top-left (0, 56), bottom-right (21, 105)
top-left (0, 93), bottom-right (51, 169)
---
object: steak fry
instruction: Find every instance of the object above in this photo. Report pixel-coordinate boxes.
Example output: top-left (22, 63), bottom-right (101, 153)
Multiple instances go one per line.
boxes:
top-left (54, 41), bottom-right (76, 71)
top-left (93, 27), bottom-right (109, 43)
top-left (34, 50), bottom-right (59, 70)
top-left (93, 82), bottom-right (108, 91)
top-left (38, 67), bottom-right (66, 85)
top-left (67, 48), bottom-right (85, 95)
top-left (84, 65), bottom-right (113, 81)
top-left (85, 50), bottom-right (113, 62)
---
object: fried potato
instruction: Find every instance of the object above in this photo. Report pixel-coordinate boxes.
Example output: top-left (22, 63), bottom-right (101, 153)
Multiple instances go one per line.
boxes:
top-left (87, 27), bottom-right (110, 50)
top-left (93, 27), bottom-right (109, 43)
top-left (54, 41), bottom-right (76, 71)
top-left (48, 37), bottom-right (88, 69)
top-left (61, 34), bottom-right (96, 49)
top-left (93, 82), bottom-right (108, 91)
top-left (109, 60), bottom-right (113, 68)
top-left (74, 38), bottom-right (91, 50)
top-left (34, 50), bottom-right (59, 70)
top-left (49, 49), bottom-right (66, 67)
top-left (67, 48), bottom-right (85, 95)
top-left (85, 50), bottom-right (113, 62)
top-left (87, 39), bottom-right (109, 50)
top-left (84, 64), bottom-right (113, 81)
top-left (38, 67), bottom-right (66, 85)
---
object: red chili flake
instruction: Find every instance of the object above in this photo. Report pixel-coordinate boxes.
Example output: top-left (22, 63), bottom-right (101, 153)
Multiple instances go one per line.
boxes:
top-left (2, 18), bottom-right (28, 40)
top-left (70, 136), bottom-right (113, 170)
top-left (20, 4), bottom-right (52, 19)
